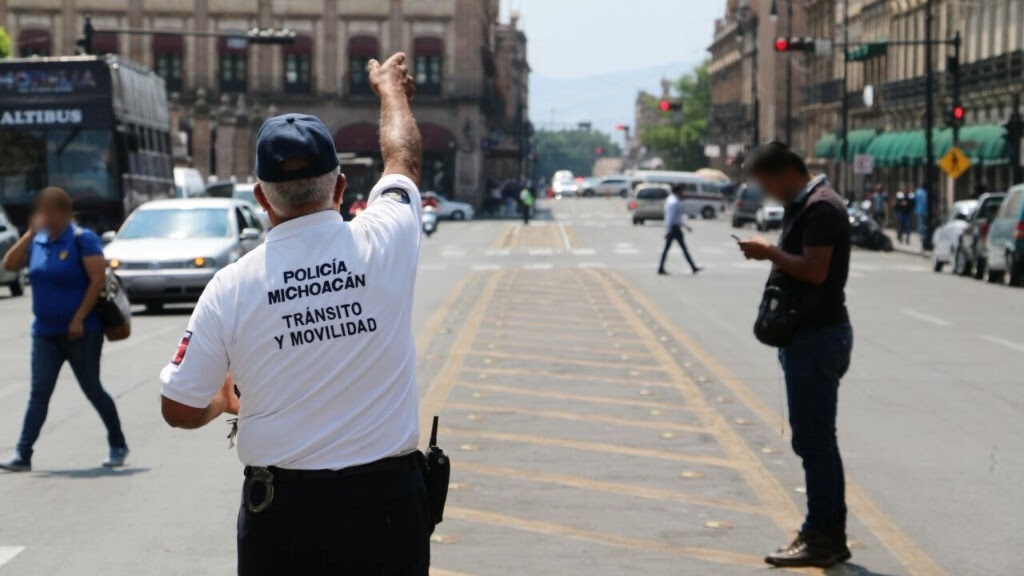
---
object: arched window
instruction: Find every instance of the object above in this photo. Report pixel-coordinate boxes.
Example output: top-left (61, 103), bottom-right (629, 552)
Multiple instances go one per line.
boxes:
top-left (283, 35), bottom-right (313, 94)
top-left (153, 34), bottom-right (185, 93)
top-left (413, 37), bottom-right (443, 96)
top-left (348, 36), bottom-right (378, 95)
top-left (18, 29), bottom-right (51, 57)
top-left (218, 34), bottom-right (249, 93)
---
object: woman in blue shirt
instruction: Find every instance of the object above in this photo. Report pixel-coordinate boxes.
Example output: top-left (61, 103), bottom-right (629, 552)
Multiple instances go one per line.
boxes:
top-left (0, 187), bottom-right (128, 472)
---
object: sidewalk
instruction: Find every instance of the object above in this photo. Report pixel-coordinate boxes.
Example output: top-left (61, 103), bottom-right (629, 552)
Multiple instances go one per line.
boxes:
top-left (886, 230), bottom-right (929, 258)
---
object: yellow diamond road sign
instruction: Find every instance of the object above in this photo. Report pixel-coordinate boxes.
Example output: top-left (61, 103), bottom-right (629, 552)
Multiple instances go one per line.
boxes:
top-left (939, 147), bottom-right (972, 180)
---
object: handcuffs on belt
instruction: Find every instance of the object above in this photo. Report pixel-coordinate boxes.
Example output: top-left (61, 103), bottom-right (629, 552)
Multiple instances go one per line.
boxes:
top-left (243, 467), bottom-right (275, 513)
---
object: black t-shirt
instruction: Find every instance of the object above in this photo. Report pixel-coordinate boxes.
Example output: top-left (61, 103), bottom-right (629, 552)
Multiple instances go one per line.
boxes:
top-left (771, 183), bottom-right (851, 330)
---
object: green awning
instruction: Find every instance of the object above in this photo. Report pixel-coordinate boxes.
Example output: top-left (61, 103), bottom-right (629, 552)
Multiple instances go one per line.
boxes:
top-left (814, 133), bottom-right (838, 159)
top-left (834, 129), bottom-right (879, 161)
top-left (866, 131), bottom-right (908, 168)
top-left (958, 124), bottom-right (1008, 166)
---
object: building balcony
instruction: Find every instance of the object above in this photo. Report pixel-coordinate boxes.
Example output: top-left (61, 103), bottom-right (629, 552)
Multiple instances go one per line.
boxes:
top-left (957, 50), bottom-right (1024, 95)
top-left (881, 75), bottom-right (943, 108)
top-left (803, 79), bottom-right (844, 106)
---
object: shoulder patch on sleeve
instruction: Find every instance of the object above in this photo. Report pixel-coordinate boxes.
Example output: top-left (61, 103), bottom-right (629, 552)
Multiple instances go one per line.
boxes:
top-left (380, 188), bottom-right (411, 204)
top-left (171, 330), bottom-right (193, 366)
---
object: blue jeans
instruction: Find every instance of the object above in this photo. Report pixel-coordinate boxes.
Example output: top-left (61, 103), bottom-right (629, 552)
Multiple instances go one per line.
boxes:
top-left (16, 332), bottom-right (127, 461)
top-left (779, 323), bottom-right (853, 535)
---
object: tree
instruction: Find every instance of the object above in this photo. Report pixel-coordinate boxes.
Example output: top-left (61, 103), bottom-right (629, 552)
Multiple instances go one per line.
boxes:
top-left (0, 28), bottom-right (12, 59)
top-left (533, 128), bottom-right (622, 179)
top-left (639, 61), bottom-right (711, 171)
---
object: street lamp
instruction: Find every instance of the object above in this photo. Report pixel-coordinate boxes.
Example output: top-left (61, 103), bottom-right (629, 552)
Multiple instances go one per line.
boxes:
top-left (769, 0), bottom-right (778, 21)
top-left (735, 5), bottom-right (760, 149)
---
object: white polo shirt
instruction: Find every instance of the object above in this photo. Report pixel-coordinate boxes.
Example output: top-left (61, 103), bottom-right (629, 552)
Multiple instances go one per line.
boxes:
top-left (160, 174), bottom-right (423, 470)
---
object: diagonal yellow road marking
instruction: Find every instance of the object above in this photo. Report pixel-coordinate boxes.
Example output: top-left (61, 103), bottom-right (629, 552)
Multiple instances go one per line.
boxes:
top-left (603, 269), bottom-right (948, 576)
top-left (462, 382), bottom-right (688, 412)
top-left (444, 402), bottom-right (708, 434)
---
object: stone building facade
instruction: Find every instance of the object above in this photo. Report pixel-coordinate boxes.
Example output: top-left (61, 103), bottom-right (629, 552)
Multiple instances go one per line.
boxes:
top-left (706, 0), bottom-right (806, 175)
top-left (0, 0), bottom-right (530, 204)
top-left (800, 0), bottom-right (1024, 201)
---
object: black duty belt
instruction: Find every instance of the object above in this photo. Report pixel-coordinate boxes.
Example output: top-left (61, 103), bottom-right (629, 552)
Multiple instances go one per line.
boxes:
top-left (242, 453), bottom-right (419, 514)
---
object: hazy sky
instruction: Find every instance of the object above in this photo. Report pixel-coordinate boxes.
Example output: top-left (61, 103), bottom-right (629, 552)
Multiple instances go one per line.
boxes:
top-left (501, 0), bottom-right (723, 79)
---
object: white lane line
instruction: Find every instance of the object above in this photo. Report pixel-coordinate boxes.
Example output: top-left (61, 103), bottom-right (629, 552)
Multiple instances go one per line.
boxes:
top-left (485, 249), bottom-right (510, 256)
top-left (572, 248), bottom-right (597, 256)
top-left (577, 262), bottom-right (608, 269)
top-left (0, 547), bottom-right (25, 567)
top-left (523, 263), bottom-right (554, 270)
top-left (980, 334), bottom-right (1024, 353)
top-left (556, 222), bottom-right (573, 251)
top-left (471, 264), bottom-right (502, 271)
top-left (528, 248), bottom-right (554, 256)
top-left (899, 308), bottom-right (952, 327)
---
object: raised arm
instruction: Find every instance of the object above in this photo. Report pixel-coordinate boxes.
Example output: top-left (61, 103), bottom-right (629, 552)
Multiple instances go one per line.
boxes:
top-left (369, 53), bottom-right (422, 185)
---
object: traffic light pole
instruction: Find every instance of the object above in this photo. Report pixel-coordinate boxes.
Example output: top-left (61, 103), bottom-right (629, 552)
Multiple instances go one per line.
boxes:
top-left (78, 20), bottom-right (296, 54)
top-left (838, 0), bottom-right (849, 198)
top-left (785, 0), bottom-right (793, 146)
top-left (923, 0), bottom-right (937, 251)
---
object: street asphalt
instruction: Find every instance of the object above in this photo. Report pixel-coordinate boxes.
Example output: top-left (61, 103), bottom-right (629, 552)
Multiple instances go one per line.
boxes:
top-left (1, 197), bottom-right (1021, 576)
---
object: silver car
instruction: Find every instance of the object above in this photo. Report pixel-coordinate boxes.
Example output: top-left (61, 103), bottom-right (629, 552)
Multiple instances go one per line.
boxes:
top-left (103, 198), bottom-right (265, 312)
top-left (0, 204), bottom-right (25, 296)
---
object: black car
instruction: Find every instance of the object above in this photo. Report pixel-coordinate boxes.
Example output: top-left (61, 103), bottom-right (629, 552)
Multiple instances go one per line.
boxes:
top-left (954, 192), bottom-right (1005, 279)
top-left (731, 183), bottom-right (763, 228)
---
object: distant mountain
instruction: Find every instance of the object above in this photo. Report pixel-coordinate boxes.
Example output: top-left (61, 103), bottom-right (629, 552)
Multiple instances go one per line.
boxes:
top-left (530, 60), bottom-right (702, 138)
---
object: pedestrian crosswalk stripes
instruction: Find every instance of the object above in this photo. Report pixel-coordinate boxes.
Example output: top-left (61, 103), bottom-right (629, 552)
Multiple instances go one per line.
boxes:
top-left (0, 547), bottom-right (25, 568)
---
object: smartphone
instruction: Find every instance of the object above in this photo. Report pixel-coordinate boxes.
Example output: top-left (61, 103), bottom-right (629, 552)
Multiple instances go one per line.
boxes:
top-left (730, 234), bottom-right (742, 243)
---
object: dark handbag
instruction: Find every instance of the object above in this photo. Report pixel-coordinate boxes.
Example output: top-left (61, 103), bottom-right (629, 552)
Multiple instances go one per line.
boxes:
top-left (75, 229), bottom-right (132, 341)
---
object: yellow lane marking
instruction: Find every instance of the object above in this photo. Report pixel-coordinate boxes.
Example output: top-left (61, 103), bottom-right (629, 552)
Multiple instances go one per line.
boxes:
top-left (419, 272), bottom-right (503, 439)
top-left (415, 273), bottom-right (473, 356)
top-left (481, 339), bottom-right (655, 360)
top-left (466, 383), bottom-right (686, 412)
top-left (467, 350), bottom-right (661, 371)
top-left (589, 270), bottom-right (805, 532)
top-left (441, 427), bottom-right (740, 470)
top-left (608, 270), bottom-right (949, 576)
top-left (490, 225), bottom-right (516, 250)
top-left (446, 506), bottom-right (772, 570)
top-left (431, 569), bottom-right (477, 576)
top-left (484, 316), bottom-right (633, 333)
top-left (457, 462), bottom-right (768, 516)
top-left (445, 402), bottom-right (708, 434)
top-left (470, 367), bottom-right (676, 389)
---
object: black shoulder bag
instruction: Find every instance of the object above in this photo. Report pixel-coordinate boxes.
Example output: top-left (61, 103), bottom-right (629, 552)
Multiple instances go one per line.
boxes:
top-left (752, 193), bottom-right (824, 348)
top-left (75, 228), bottom-right (132, 341)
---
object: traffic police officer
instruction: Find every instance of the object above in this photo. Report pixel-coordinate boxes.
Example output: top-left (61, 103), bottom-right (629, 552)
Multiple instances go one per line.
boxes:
top-left (159, 53), bottom-right (430, 575)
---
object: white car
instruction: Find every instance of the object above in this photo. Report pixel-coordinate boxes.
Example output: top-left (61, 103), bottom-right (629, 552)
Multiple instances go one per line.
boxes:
top-left (932, 199), bottom-right (977, 273)
top-left (103, 198), bottom-right (266, 311)
top-left (424, 192), bottom-right (475, 221)
top-left (755, 199), bottom-right (784, 231)
top-left (584, 175), bottom-right (633, 198)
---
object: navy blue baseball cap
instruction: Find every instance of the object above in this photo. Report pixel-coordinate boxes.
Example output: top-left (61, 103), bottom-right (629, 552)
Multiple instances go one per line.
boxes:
top-left (255, 114), bottom-right (340, 183)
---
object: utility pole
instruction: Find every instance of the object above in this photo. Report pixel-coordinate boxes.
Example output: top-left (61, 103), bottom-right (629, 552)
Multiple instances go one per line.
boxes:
top-left (949, 31), bottom-right (962, 201)
top-left (786, 0), bottom-right (793, 145)
top-left (923, 0), bottom-right (937, 250)
top-left (1008, 95), bottom-right (1024, 185)
top-left (839, 0), bottom-right (849, 197)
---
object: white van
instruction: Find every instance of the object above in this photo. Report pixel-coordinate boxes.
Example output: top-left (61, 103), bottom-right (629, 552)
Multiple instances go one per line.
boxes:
top-left (630, 171), bottom-right (726, 220)
top-left (173, 167), bottom-right (206, 199)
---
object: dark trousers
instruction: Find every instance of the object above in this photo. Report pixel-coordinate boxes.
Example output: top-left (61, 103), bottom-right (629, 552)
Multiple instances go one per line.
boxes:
top-left (522, 204), bottom-right (531, 224)
top-left (896, 212), bottom-right (913, 243)
top-left (237, 456), bottom-right (431, 575)
top-left (779, 323), bottom-right (853, 535)
top-left (17, 332), bottom-right (126, 460)
top-left (659, 225), bottom-right (697, 272)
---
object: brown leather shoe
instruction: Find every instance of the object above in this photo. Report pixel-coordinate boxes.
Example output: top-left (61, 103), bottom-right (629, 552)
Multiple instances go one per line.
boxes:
top-left (765, 532), bottom-right (840, 568)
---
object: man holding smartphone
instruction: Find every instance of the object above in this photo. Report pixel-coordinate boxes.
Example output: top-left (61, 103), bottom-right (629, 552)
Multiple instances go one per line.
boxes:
top-left (736, 142), bottom-right (853, 568)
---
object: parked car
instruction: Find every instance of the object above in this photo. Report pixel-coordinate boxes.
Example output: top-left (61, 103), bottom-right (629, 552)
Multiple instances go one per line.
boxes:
top-left (230, 183), bottom-right (270, 228)
top-left (931, 199), bottom-right (977, 272)
top-left (953, 192), bottom-right (1005, 279)
top-left (848, 204), bottom-right (894, 252)
top-left (983, 184), bottom-right (1024, 285)
top-left (755, 199), bottom-right (784, 231)
top-left (0, 203), bottom-right (25, 296)
top-left (103, 198), bottom-right (266, 311)
top-left (422, 192), bottom-right (475, 221)
top-left (630, 184), bottom-right (670, 225)
top-left (583, 175), bottom-right (633, 198)
top-left (732, 183), bottom-right (763, 228)
top-left (204, 180), bottom-right (236, 198)
top-left (173, 167), bottom-right (206, 199)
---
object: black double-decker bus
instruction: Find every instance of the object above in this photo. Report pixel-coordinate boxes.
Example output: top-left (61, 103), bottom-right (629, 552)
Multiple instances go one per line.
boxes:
top-left (0, 55), bottom-right (174, 233)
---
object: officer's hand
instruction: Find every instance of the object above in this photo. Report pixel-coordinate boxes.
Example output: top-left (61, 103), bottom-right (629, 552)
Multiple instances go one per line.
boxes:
top-left (219, 374), bottom-right (240, 416)
top-left (368, 53), bottom-right (416, 101)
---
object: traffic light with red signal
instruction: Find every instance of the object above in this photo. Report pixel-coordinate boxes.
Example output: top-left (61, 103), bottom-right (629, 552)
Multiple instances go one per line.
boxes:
top-left (594, 147), bottom-right (604, 156)
top-left (658, 100), bottom-right (682, 113)
top-left (946, 104), bottom-right (966, 128)
top-left (774, 36), bottom-right (816, 53)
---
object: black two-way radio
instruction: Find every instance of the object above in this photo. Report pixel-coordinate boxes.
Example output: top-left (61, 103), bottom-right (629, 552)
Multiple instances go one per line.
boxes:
top-left (424, 416), bottom-right (451, 527)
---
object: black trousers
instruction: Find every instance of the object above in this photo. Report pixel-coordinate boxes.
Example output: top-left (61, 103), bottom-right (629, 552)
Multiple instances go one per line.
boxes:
top-left (659, 225), bottom-right (698, 272)
top-left (237, 455), bottom-right (431, 576)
